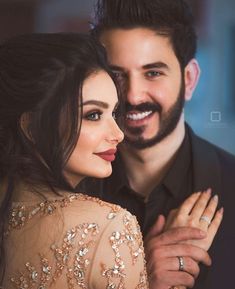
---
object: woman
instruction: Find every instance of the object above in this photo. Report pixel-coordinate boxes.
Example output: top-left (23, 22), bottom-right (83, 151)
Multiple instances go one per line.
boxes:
top-left (0, 33), bottom-right (222, 289)
top-left (0, 33), bottom-right (146, 289)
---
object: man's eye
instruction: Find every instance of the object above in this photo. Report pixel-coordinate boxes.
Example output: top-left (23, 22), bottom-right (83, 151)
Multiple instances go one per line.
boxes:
top-left (145, 71), bottom-right (161, 78)
top-left (85, 111), bottom-right (102, 121)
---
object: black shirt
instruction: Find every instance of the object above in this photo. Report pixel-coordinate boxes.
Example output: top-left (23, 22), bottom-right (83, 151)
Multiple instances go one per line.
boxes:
top-left (79, 126), bottom-right (193, 236)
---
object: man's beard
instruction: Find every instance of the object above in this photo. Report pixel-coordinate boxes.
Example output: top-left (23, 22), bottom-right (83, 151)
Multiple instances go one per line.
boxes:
top-left (123, 80), bottom-right (185, 149)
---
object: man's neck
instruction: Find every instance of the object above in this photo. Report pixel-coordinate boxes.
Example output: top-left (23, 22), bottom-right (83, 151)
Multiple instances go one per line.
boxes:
top-left (120, 117), bottom-right (186, 199)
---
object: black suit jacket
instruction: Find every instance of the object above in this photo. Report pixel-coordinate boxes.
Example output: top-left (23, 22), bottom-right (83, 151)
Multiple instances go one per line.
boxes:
top-left (188, 127), bottom-right (235, 289)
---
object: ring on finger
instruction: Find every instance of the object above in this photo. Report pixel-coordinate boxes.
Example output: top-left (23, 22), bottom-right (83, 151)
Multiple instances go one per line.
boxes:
top-left (177, 256), bottom-right (184, 271)
top-left (200, 215), bottom-right (211, 225)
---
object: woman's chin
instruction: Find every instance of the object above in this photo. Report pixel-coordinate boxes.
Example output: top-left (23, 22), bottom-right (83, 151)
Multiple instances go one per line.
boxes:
top-left (93, 167), bottom-right (112, 179)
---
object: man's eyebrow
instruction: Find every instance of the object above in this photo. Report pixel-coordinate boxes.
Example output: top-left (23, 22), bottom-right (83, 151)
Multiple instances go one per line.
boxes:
top-left (82, 100), bottom-right (109, 108)
top-left (109, 62), bottom-right (169, 71)
top-left (142, 62), bottom-right (169, 70)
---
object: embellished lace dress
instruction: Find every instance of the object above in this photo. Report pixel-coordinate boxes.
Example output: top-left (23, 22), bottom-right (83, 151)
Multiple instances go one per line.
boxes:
top-left (3, 193), bottom-right (148, 289)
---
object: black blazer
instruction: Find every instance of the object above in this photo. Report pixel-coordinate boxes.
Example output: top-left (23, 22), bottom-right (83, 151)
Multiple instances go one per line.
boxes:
top-left (188, 127), bottom-right (235, 289)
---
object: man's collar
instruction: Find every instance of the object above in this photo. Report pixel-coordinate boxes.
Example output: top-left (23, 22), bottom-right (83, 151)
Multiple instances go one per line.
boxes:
top-left (108, 126), bottom-right (192, 198)
top-left (163, 126), bottom-right (191, 197)
top-left (107, 123), bottom-right (222, 198)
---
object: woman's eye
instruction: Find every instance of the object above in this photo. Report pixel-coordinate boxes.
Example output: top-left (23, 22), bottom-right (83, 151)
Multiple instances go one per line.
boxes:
top-left (85, 111), bottom-right (102, 121)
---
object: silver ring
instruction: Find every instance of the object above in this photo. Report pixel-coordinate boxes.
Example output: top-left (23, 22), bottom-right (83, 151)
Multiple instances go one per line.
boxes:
top-left (177, 256), bottom-right (184, 271)
top-left (200, 215), bottom-right (211, 225)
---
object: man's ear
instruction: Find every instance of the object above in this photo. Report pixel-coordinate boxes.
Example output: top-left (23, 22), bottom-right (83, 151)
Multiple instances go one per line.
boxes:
top-left (184, 58), bottom-right (201, 101)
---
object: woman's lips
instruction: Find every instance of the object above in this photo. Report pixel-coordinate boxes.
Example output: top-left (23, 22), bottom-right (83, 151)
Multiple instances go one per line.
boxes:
top-left (94, 149), bottom-right (117, 162)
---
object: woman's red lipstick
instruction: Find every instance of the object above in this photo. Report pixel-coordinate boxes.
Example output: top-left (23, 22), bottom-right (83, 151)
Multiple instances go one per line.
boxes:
top-left (95, 149), bottom-right (117, 162)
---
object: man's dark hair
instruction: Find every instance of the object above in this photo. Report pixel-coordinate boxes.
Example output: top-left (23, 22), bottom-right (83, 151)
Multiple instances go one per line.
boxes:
top-left (91, 0), bottom-right (197, 68)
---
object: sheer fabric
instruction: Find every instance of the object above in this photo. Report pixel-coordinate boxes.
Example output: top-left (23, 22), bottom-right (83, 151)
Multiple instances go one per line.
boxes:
top-left (3, 193), bottom-right (148, 289)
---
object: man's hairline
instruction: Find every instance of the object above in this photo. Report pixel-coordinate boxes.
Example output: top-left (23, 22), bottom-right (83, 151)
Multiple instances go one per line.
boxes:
top-left (96, 26), bottom-right (193, 71)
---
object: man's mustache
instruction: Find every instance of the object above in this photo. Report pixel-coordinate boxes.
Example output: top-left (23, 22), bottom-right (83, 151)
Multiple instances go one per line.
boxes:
top-left (125, 102), bottom-right (162, 113)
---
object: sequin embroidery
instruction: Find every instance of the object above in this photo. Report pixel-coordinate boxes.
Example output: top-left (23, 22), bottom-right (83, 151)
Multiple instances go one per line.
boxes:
top-left (101, 212), bottom-right (148, 289)
top-left (4, 193), bottom-right (148, 289)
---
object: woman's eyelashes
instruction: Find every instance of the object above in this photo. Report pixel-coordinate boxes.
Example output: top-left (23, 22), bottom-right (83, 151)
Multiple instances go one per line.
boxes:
top-left (83, 108), bottom-right (118, 121)
top-left (84, 110), bottom-right (102, 121)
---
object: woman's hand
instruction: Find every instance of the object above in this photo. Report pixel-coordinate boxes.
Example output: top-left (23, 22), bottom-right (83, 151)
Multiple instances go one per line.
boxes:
top-left (164, 189), bottom-right (223, 251)
top-left (165, 189), bottom-right (223, 289)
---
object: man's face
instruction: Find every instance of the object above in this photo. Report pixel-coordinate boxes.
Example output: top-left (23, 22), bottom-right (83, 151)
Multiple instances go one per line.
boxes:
top-left (101, 28), bottom-right (186, 149)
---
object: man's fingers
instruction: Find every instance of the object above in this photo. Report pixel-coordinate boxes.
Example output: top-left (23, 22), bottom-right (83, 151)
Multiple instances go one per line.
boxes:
top-left (147, 243), bottom-right (211, 267)
top-left (174, 256), bottom-right (200, 279)
top-left (146, 226), bottom-right (206, 247)
top-left (145, 214), bottom-right (165, 243)
top-left (148, 255), bottom-right (200, 278)
top-left (149, 270), bottom-right (196, 289)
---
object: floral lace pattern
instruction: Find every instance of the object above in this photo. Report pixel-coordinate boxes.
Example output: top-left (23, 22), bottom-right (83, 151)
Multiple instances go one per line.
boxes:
top-left (101, 212), bottom-right (146, 288)
top-left (4, 193), bottom-right (148, 289)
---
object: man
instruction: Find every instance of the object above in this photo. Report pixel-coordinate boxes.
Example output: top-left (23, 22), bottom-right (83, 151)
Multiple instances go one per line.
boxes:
top-left (79, 0), bottom-right (235, 288)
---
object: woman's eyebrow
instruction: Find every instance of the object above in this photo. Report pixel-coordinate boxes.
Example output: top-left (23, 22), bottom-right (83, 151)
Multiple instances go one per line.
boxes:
top-left (81, 100), bottom-right (109, 108)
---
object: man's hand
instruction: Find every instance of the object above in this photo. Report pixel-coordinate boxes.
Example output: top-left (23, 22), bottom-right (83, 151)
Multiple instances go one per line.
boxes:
top-left (144, 215), bottom-right (211, 289)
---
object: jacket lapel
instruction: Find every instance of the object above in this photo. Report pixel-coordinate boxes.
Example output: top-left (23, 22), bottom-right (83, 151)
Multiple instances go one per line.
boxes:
top-left (188, 126), bottom-right (222, 195)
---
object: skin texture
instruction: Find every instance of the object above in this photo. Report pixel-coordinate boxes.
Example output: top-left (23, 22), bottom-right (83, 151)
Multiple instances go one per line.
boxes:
top-left (64, 70), bottom-right (124, 186)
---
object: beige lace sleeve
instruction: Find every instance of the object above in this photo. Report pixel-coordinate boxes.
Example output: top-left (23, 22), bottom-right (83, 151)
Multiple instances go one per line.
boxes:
top-left (3, 194), bottom-right (148, 289)
top-left (89, 209), bottom-right (148, 289)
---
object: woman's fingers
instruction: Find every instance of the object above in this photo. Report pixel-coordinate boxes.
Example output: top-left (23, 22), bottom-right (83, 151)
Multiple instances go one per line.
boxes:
top-left (178, 192), bottom-right (202, 216)
top-left (199, 194), bottom-right (219, 230)
top-left (207, 207), bottom-right (224, 240)
top-left (190, 189), bottom-right (212, 219)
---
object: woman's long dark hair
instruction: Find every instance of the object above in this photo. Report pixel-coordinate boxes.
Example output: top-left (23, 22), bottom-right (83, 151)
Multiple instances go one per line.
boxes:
top-left (0, 32), bottom-right (118, 283)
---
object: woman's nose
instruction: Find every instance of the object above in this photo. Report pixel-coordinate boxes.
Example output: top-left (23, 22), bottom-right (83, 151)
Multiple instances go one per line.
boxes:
top-left (107, 118), bottom-right (124, 144)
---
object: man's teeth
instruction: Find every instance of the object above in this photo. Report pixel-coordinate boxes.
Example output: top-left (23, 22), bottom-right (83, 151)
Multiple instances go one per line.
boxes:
top-left (126, 111), bottom-right (152, 120)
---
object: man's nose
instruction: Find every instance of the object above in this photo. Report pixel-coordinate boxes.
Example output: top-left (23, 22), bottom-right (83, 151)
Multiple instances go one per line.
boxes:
top-left (126, 75), bottom-right (146, 105)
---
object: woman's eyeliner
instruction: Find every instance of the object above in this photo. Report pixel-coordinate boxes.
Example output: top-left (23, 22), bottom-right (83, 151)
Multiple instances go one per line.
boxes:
top-left (84, 110), bottom-right (102, 121)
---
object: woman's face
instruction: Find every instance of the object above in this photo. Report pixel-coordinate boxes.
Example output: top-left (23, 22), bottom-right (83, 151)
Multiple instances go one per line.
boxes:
top-left (64, 70), bottom-right (124, 186)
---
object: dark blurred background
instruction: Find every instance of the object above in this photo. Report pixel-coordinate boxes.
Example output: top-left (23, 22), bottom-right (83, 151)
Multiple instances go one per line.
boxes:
top-left (0, 0), bottom-right (234, 154)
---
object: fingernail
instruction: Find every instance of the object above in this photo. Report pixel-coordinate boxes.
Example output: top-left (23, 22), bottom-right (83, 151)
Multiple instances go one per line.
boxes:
top-left (213, 194), bottom-right (218, 201)
top-left (207, 188), bottom-right (212, 194)
top-left (219, 207), bottom-right (224, 214)
top-left (204, 189), bottom-right (211, 196)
